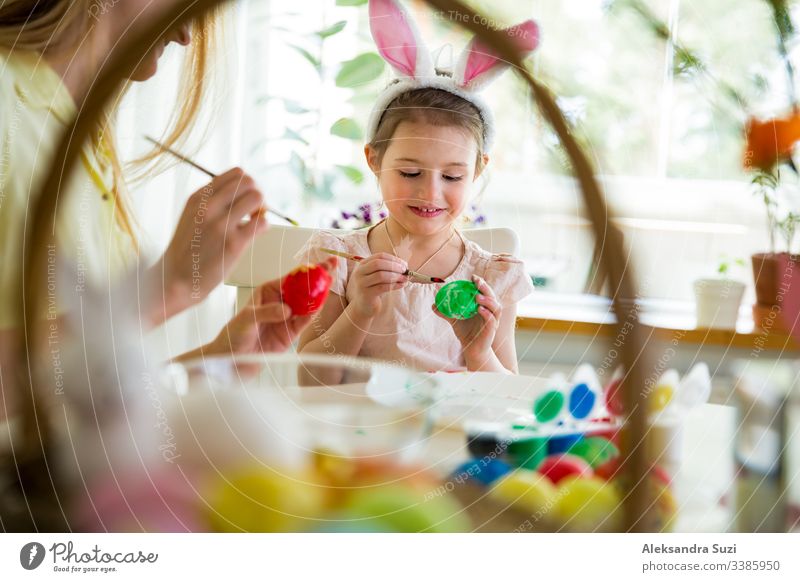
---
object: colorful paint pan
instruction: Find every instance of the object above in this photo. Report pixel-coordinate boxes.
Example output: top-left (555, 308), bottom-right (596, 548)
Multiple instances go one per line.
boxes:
top-left (533, 390), bottom-right (564, 422)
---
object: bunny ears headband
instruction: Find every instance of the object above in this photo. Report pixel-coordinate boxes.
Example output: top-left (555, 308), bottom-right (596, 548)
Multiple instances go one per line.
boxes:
top-left (365, 0), bottom-right (540, 151)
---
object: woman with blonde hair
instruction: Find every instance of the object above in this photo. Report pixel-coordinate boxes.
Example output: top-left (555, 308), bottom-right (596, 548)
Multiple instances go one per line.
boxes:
top-left (0, 0), bottom-right (326, 492)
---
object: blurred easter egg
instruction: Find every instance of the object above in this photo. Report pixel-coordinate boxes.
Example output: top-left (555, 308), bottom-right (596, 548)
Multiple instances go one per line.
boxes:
top-left (76, 468), bottom-right (204, 532)
top-left (538, 454), bottom-right (593, 485)
top-left (595, 457), bottom-right (672, 488)
top-left (554, 476), bottom-right (622, 531)
top-left (451, 458), bottom-right (512, 486)
top-left (611, 471), bottom-right (677, 532)
top-left (168, 388), bottom-right (308, 474)
top-left (281, 263), bottom-right (332, 316)
top-left (435, 280), bottom-right (480, 320)
top-left (594, 457), bottom-right (621, 481)
top-left (341, 485), bottom-right (470, 532)
top-left (546, 433), bottom-right (583, 455)
top-left (567, 437), bottom-right (619, 469)
top-left (207, 468), bottom-right (328, 532)
top-left (507, 436), bottom-right (548, 470)
top-left (489, 470), bottom-right (557, 516)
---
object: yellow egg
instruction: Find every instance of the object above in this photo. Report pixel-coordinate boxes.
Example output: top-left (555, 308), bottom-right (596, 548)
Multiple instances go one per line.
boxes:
top-left (207, 468), bottom-right (328, 532)
top-left (649, 383), bottom-right (674, 413)
top-left (554, 476), bottom-right (622, 531)
top-left (489, 470), bottom-right (558, 516)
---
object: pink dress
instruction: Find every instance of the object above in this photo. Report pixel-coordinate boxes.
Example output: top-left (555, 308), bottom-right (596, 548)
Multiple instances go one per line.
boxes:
top-left (296, 227), bottom-right (534, 372)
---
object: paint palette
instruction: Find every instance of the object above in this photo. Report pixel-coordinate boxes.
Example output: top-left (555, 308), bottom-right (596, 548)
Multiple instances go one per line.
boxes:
top-left (427, 366), bottom-right (614, 439)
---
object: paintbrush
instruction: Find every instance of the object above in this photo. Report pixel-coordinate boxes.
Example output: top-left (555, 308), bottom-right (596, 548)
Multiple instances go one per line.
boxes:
top-left (320, 247), bottom-right (445, 284)
top-left (144, 136), bottom-right (299, 227)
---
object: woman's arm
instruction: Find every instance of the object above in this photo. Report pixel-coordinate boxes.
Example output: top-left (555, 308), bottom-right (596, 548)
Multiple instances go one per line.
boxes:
top-left (144, 168), bottom-right (269, 328)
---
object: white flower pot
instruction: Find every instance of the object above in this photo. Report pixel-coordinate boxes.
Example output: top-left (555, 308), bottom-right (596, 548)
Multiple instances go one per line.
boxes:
top-left (693, 278), bottom-right (746, 330)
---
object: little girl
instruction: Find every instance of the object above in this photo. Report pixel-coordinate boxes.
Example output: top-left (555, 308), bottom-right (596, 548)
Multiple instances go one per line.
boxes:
top-left (297, 0), bottom-right (538, 374)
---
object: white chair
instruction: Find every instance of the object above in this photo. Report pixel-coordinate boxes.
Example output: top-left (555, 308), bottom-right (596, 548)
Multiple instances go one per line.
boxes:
top-left (225, 225), bottom-right (520, 308)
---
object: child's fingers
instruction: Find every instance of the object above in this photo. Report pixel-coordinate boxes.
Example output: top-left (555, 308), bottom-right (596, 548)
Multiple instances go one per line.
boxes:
top-left (476, 293), bottom-right (501, 316)
top-left (477, 305), bottom-right (498, 329)
top-left (363, 271), bottom-right (407, 287)
top-left (358, 257), bottom-right (408, 275)
top-left (472, 275), bottom-right (497, 300)
top-left (371, 282), bottom-right (406, 295)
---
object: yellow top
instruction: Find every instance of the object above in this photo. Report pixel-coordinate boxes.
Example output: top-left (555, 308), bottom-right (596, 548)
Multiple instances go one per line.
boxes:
top-left (0, 48), bottom-right (135, 328)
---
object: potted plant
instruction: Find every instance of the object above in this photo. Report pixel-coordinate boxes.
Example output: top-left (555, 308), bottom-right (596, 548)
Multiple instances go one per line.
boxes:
top-left (749, 170), bottom-right (800, 317)
top-left (694, 256), bottom-right (747, 330)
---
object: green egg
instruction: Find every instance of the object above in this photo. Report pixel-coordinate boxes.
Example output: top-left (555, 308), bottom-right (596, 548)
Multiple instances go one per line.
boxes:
top-left (435, 280), bottom-right (480, 320)
top-left (567, 437), bottom-right (619, 469)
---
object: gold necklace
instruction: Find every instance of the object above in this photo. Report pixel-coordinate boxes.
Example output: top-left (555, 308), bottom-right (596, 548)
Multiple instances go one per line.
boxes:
top-left (384, 220), bottom-right (456, 275)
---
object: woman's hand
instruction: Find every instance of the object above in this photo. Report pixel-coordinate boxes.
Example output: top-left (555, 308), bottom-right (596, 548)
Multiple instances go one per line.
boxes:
top-left (147, 168), bottom-right (268, 326)
top-left (205, 258), bottom-right (338, 356)
top-left (347, 252), bottom-right (408, 319)
top-left (433, 275), bottom-right (502, 365)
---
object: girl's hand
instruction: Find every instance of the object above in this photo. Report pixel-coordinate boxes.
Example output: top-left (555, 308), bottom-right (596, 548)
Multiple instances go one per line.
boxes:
top-left (148, 168), bottom-right (269, 325)
top-left (347, 253), bottom-right (408, 318)
top-left (207, 258), bottom-right (338, 355)
top-left (433, 275), bottom-right (502, 363)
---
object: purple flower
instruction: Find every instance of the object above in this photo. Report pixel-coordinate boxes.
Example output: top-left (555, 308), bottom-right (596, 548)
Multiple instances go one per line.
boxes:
top-left (332, 220), bottom-right (341, 229)
top-left (341, 211), bottom-right (353, 219)
top-left (378, 211), bottom-right (387, 220)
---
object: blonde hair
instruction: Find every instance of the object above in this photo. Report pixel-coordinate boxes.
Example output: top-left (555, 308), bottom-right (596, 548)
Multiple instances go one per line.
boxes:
top-left (0, 0), bottom-right (221, 247)
top-left (369, 86), bottom-right (487, 174)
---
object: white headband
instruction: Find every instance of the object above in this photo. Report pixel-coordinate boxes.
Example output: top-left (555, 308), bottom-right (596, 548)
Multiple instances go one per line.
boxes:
top-left (365, 0), bottom-right (540, 152)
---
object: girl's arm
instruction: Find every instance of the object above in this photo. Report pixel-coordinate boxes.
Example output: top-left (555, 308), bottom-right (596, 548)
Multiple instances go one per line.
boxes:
top-left (297, 252), bottom-right (407, 384)
top-left (297, 293), bottom-right (375, 357)
top-left (464, 303), bottom-right (519, 374)
top-left (296, 293), bottom-right (375, 385)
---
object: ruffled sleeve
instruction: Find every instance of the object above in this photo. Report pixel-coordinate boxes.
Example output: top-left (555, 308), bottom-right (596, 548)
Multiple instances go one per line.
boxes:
top-left (294, 230), bottom-right (349, 296)
top-left (482, 254), bottom-right (534, 305)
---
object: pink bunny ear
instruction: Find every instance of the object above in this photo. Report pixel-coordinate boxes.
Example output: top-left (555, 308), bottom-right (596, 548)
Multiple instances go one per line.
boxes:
top-left (455, 19), bottom-right (540, 91)
top-left (369, 0), bottom-right (434, 78)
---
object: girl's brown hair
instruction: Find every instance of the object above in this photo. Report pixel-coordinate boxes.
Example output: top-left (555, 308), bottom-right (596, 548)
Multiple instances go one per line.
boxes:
top-left (369, 86), bottom-right (487, 174)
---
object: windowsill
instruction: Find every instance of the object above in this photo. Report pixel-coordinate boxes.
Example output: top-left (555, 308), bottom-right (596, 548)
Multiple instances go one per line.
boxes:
top-left (517, 291), bottom-right (800, 352)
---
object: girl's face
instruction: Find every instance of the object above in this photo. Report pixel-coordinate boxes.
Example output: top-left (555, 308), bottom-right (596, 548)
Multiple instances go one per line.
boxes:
top-left (106, 1), bottom-right (193, 82)
top-left (366, 120), bottom-right (487, 237)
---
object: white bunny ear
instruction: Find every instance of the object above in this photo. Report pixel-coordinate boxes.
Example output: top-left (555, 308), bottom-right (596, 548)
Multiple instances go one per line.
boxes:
top-left (454, 19), bottom-right (540, 91)
top-left (369, 0), bottom-right (435, 79)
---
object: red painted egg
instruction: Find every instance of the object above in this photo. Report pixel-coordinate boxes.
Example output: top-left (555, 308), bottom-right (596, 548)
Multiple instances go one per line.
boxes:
top-left (281, 264), bottom-right (332, 316)
top-left (538, 454), bottom-right (593, 485)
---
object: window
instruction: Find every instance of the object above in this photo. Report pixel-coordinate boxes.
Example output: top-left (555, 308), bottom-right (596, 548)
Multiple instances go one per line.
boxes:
top-left (234, 0), bottom-right (787, 303)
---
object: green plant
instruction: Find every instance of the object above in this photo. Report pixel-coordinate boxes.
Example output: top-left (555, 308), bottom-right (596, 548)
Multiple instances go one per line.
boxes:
top-left (716, 255), bottom-right (746, 278)
top-left (254, 0), bottom-right (383, 202)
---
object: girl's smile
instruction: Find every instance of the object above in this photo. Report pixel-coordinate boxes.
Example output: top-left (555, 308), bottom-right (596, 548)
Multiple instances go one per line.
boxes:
top-left (366, 120), bottom-right (484, 237)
